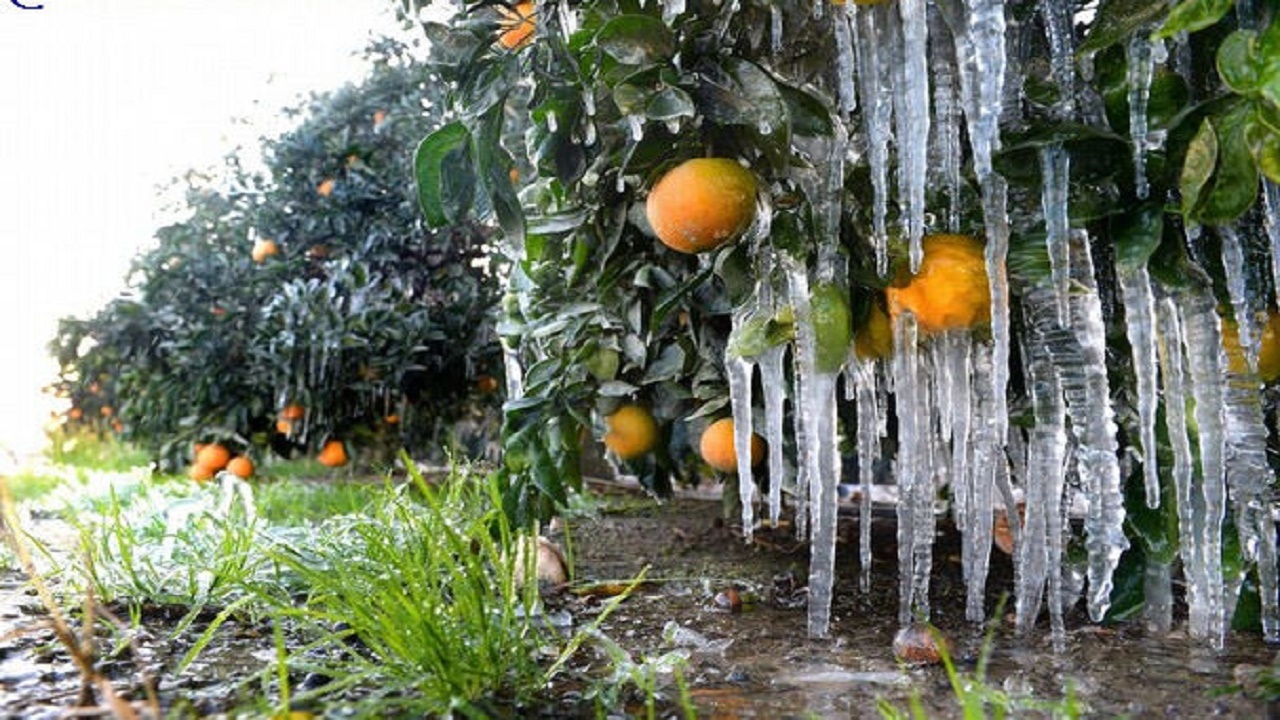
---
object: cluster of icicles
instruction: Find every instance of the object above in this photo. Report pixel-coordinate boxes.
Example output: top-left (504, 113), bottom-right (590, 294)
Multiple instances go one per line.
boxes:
top-left (705, 0), bottom-right (1280, 648)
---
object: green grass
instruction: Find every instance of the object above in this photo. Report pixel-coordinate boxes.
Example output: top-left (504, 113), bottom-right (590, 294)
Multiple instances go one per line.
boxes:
top-left (45, 429), bottom-right (151, 471)
top-left (6, 441), bottom-right (683, 716)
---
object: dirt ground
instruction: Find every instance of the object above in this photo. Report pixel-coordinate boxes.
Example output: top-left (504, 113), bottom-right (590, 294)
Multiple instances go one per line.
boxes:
top-left (1, 488), bottom-right (1278, 718)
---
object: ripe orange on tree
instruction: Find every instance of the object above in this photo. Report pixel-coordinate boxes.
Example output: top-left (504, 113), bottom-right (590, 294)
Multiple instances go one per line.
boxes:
top-left (476, 374), bottom-right (500, 394)
top-left (280, 403), bottom-right (306, 421)
top-left (384, 414), bottom-right (400, 425)
top-left (646, 158), bottom-right (758, 254)
top-left (275, 419), bottom-right (293, 435)
top-left (316, 178), bottom-right (336, 197)
top-left (68, 407), bottom-right (83, 421)
top-left (318, 439), bottom-right (348, 467)
top-left (99, 405), bottom-right (113, 417)
top-left (699, 418), bottom-right (765, 473)
top-left (496, 1), bottom-right (536, 50)
top-left (226, 456), bottom-right (254, 480)
top-left (189, 463), bottom-right (215, 482)
top-left (603, 404), bottom-right (659, 460)
top-left (1222, 310), bottom-right (1280, 383)
top-left (252, 238), bottom-right (279, 263)
top-left (886, 234), bottom-right (990, 335)
top-left (196, 442), bottom-right (232, 472)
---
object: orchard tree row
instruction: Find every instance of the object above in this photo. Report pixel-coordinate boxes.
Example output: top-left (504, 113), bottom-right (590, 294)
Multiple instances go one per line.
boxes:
top-left (49, 38), bottom-right (505, 474)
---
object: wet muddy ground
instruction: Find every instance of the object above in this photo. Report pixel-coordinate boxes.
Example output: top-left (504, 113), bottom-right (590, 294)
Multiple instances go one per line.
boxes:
top-left (1, 490), bottom-right (1278, 718)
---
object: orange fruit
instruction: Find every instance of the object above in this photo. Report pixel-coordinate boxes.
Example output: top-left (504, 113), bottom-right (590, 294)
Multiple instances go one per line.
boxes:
top-left (226, 456), bottom-right (254, 480)
top-left (318, 440), bottom-right (348, 467)
top-left (603, 405), bottom-right (660, 460)
top-left (189, 463), bottom-right (215, 482)
top-left (275, 419), bottom-right (293, 435)
top-left (476, 375), bottom-right (500, 394)
top-left (99, 405), bottom-right (113, 417)
top-left (384, 414), bottom-right (400, 425)
top-left (854, 300), bottom-right (893, 360)
top-left (699, 418), bottom-right (765, 473)
top-left (886, 234), bottom-right (990, 334)
top-left (68, 407), bottom-right (83, 420)
top-left (646, 158), bottom-right (758, 254)
top-left (306, 245), bottom-right (330, 260)
top-left (111, 420), bottom-right (123, 433)
top-left (373, 109), bottom-right (387, 127)
top-left (496, 1), bottom-right (536, 50)
top-left (196, 443), bottom-right (232, 472)
top-left (1222, 310), bottom-right (1280, 383)
top-left (252, 238), bottom-right (279, 263)
top-left (280, 403), bottom-right (305, 421)
top-left (316, 178), bottom-right (336, 197)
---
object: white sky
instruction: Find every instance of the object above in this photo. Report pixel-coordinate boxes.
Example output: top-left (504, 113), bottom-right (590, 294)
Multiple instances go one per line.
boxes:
top-left (0, 0), bottom-right (407, 461)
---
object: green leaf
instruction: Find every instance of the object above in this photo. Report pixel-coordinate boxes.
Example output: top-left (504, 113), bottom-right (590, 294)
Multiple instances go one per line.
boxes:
top-left (645, 86), bottom-right (695, 122)
top-left (414, 122), bottom-right (473, 228)
top-left (1217, 30), bottom-right (1260, 95)
top-left (475, 106), bottom-right (526, 244)
top-left (778, 83), bottom-right (834, 137)
top-left (1112, 202), bottom-right (1165, 271)
top-left (1156, 0), bottom-right (1234, 39)
top-left (595, 14), bottom-right (676, 66)
top-left (1080, 0), bottom-right (1167, 54)
top-left (1180, 117), bottom-right (1218, 220)
top-left (1198, 104), bottom-right (1261, 224)
top-left (1246, 108), bottom-right (1280, 183)
top-left (1257, 18), bottom-right (1280, 109)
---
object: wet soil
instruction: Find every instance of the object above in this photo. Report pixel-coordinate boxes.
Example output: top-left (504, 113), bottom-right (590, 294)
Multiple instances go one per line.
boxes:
top-left (2, 490), bottom-right (1278, 718)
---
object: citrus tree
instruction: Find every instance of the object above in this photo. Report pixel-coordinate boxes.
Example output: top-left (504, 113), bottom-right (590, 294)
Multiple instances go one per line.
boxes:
top-left (410, 0), bottom-right (1280, 642)
top-left (49, 37), bottom-right (504, 471)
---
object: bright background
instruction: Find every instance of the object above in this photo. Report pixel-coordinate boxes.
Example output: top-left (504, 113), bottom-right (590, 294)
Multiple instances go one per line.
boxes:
top-left (0, 0), bottom-right (406, 462)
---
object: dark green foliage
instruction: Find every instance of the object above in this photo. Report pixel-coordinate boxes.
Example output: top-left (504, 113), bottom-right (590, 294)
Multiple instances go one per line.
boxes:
top-left (49, 39), bottom-right (503, 470)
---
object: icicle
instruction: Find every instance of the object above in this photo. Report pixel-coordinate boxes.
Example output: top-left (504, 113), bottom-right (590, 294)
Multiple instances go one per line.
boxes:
top-left (760, 344), bottom-right (789, 527)
top-left (1017, 286), bottom-right (1069, 643)
top-left (982, 176), bottom-right (1013, 449)
top-left (1221, 325), bottom-right (1280, 642)
top-left (662, 0), bottom-right (685, 24)
top-left (1265, 182), bottom-right (1280, 312)
top-left (832, 5), bottom-right (858, 116)
top-left (1144, 560), bottom-right (1174, 634)
top-left (1220, 225), bottom-right (1262, 371)
top-left (785, 260), bottom-right (812, 540)
top-left (962, 342), bottom-right (997, 623)
top-left (785, 259), bottom-right (841, 638)
top-left (895, 0), bottom-right (930, 271)
top-left (892, 311), bottom-right (933, 625)
top-left (725, 327), bottom-right (758, 542)
top-left (501, 338), bottom-right (525, 399)
top-left (1116, 262), bottom-right (1161, 508)
top-left (852, 360), bottom-right (881, 593)
top-left (929, 6), bottom-right (963, 232)
top-left (1177, 288), bottom-right (1229, 648)
top-left (855, 2), bottom-right (894, 277)
top-left (1155, 298), bottom-right (1205, 638)
top-left (1066, 230), bottom-right (1127, 622)
top-left (1040, 0), bottom-right (1076, 118)
top-left (1040, 143), bottom-right (1072, 325)
top-left (770, 4), bottom-right (783, 56)
top-left (1126, 33), bottom-right (1155, 199)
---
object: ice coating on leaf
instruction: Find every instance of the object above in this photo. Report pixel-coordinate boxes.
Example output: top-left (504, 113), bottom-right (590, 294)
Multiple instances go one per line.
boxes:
top-left (895, 0), bottom-right (930, 271)
top-left (1116, 262), bottom-right (1162, 509)
top-left (1041, 144), bottom-right (1072, 326)
top-left (1126, 34), bottom-right (1155, 199)
top-left (854, 2), bottom-right (894, 276)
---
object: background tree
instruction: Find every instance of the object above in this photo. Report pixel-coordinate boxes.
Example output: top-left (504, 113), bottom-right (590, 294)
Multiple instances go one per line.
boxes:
top-left (50, 37), bottom-right (504, 470)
